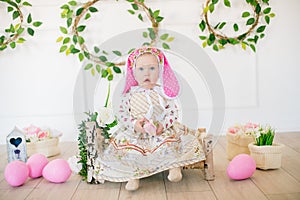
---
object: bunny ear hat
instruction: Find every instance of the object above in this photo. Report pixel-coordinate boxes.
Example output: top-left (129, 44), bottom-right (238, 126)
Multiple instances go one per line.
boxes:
top-left (123, 46), bottom-right (180, 98)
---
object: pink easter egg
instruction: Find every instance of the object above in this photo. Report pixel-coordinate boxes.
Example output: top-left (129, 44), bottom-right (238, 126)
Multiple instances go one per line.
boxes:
top-left (4, 160), bottom-right (29, 187)
top-left (42, 159), bottom-right (72, 183)
top-left (227, 154), bottom-right (256, 180)
top-left (27, 153), bottom-right (49, 178)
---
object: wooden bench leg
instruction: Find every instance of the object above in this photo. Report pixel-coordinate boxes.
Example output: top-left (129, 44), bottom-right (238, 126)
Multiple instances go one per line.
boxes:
top-left (203, 135), bottom-right (215, 181)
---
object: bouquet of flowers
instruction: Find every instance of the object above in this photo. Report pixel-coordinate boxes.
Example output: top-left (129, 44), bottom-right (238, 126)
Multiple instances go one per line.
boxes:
top-left (254, 125), bottom-right (275, 146)
top-left (23, 124), bottom-right (62, 143)
top-left (247, 124), bottom-right (282, 170)
top-left (227, 122), bottom-right (275, 145)
top-left (226, 122), bottom-right (259, 160)
top-left (227, 122), bottom-right (259, 136)
top-left (22, 125), bottom-right (62, 157)
top-left (69, 107), bottom-right (117, 180)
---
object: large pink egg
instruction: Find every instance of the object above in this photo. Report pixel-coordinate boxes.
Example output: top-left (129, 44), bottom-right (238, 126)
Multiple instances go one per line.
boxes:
top-left (27, 153), bottom-right (49, 178)
top-left (227, 154), bottom-right (256, 180)
top-left (4, 160), bottom-right (29, 187)
top-left (42, 159), bottom-right (72, 183)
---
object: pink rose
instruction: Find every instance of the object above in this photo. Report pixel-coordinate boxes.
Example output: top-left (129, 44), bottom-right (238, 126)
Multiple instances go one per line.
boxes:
top-left (23, 125), bottom-right (41, 135)
top-left (228, 127), bottom-right (239, 134)
top-left (37, 131), bottom-right (49, 139)
top-left (143, 121), bottom-right (157, 136)
top-left (244, 123), bottom-right (258, 129)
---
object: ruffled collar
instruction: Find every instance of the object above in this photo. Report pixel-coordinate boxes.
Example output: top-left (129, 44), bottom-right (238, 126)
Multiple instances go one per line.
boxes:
top-left (128, 85), bottom-right (178, 100)
top-left (130, 85), bottom-right (163, 94)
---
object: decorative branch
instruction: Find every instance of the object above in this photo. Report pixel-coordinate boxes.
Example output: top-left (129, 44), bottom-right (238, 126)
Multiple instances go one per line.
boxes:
top-left (57, 0), bottom-right (174, 78)
top-left (0, 0), bottom-right (42, 51)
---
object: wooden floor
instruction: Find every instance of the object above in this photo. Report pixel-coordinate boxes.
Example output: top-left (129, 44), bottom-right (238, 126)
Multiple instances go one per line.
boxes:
top-left (1, 133), bottom-right (300, 200)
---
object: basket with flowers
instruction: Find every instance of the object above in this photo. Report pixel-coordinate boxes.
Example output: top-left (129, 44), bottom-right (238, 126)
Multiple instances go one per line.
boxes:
top-left (23, 125), bottom-right (62, 157)
top-left (226, 122), bottom-right (258, 160)
top-left (248, 125), bottom-right (284, 169)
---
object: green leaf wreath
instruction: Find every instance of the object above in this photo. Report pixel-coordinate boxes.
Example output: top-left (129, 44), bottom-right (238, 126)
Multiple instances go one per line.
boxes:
top-left (199, 0), bottom-right (275, 52)
top-left (0, 0), bottom-right (42, 51)
top-left (57, 0), bottom-right (174, 79)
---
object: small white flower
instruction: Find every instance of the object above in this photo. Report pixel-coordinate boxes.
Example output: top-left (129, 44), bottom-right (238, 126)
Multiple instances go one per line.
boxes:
top-left (96, 107), bottom-right (115, 127)
top-left (255, 132), bottom-right (261, 138)
top-left (67, 156), bottom-right (82, 174)
top-left (29, 136), bottom-right (39, 143)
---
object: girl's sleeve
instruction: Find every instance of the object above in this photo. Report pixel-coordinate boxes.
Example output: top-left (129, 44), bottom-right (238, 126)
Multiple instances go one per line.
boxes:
top-left (117, 92), bottom-right (136, 131)
top-left (162, 98), bottom-right (179, 129)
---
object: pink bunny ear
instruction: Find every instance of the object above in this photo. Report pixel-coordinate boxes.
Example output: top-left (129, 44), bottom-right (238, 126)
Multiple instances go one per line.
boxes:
top-left (162, 54), bottom-right (180, 98)
top-left (123, 63), bottom-right (138, 94)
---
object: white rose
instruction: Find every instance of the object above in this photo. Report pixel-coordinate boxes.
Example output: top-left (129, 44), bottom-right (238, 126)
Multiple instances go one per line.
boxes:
top-left (96, 107), bottom-right (115, 127)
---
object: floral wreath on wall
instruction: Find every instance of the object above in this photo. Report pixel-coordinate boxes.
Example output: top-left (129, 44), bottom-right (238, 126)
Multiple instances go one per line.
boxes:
top-left (58, 0), bottom-right (275, 181)
top-left (0, 0), bottom-right (42, 51)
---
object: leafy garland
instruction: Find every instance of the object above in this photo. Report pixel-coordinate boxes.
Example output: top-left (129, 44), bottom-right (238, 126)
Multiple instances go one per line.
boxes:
top-left (57, 0), bottom-right (174, 79)
top-left (199, 0), bottom-right (275, 52)
top-left (77, 119), bottom-right (88, 179)
top-left (77, 111), bottom-right (117, 180)
top-left (0, 0), bottom-right (42, 51)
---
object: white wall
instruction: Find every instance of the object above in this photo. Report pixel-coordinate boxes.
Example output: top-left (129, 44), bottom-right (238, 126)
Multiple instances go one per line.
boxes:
top-left (1, 0), bottom-right (300, 144)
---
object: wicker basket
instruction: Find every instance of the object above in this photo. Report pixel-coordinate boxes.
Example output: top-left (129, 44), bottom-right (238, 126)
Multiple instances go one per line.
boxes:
top-left (226, 133), bottom-right (255, 160)
top-left (27, 137), bottom-right (61, 158)
top-left (248, 142), bottom-right (284, 170)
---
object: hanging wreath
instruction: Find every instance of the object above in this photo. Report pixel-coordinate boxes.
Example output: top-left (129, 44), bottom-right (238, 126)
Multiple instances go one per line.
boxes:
top-left (0, 0), bottom-right (42, 51)
top-left (198, 0), bottom-right (275, 52)
top-left (57, 0), bottom-right (174, 78)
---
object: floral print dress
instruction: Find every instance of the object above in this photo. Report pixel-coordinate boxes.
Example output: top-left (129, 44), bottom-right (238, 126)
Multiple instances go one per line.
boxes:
top-left (95, 86), bottom-right (205, 182)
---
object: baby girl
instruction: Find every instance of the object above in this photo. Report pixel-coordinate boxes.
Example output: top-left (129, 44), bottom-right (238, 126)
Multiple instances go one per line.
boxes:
top-left (98, 47), bottom-right (205, 191)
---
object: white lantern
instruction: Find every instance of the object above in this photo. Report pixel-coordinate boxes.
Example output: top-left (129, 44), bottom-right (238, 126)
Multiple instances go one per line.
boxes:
top-left (6, 127), bottom-right (27, 163)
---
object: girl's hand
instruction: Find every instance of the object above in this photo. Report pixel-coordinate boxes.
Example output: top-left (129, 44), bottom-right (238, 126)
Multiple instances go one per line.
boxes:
top-left (134, 118), bottom-right (146, 134)
top-left (156, 122), bottom-right (164, 135)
